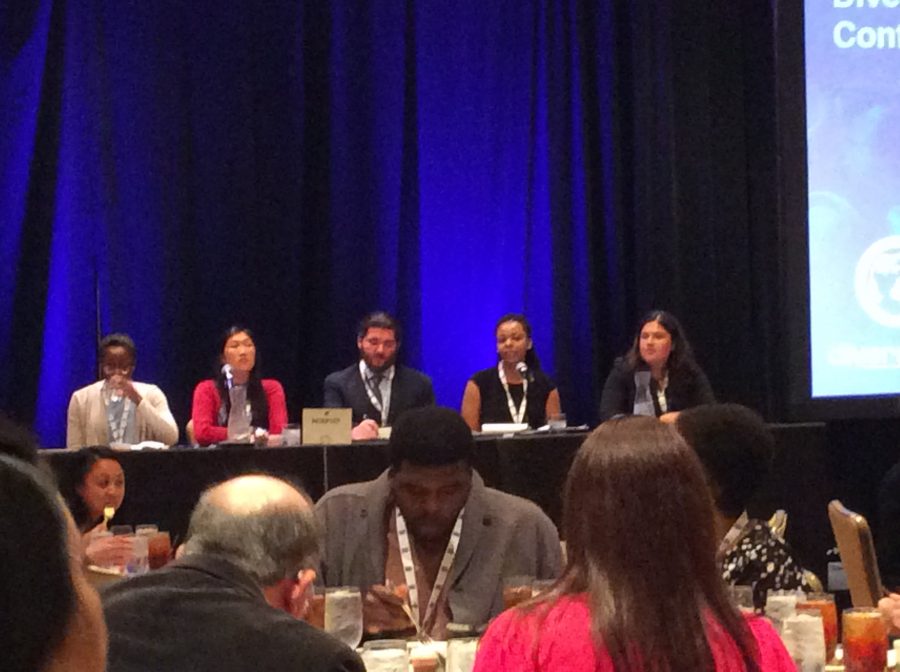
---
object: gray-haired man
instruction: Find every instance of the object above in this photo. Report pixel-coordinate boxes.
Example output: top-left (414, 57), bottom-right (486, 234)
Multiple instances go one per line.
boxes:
top-left (103, 475), bottom-right (363, 672)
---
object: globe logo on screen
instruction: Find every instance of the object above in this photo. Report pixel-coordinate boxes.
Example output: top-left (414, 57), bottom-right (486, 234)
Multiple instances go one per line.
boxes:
top-left (855, 235), bottom-right (900, 329)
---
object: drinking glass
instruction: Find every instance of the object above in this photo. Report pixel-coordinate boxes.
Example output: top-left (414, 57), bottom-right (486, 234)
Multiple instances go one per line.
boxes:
top-left (502, 575), bottom-right (534, 609)
top-left (147, 531), bottom-right (172, 570)
top-left (548, 413), bottom-right (567, 431)
top-left (360, 640), bottom-right (408, 672)
top-left (281, 424), bottom-right (301, 446)
top-left (110, 524), bottom-right (134, 536)
top-left (782, 613), bottom-right (826, 670)
top-left (410, 646), bottom-right (440, 672)
top-left (728, 585), bottom-right (755, 613)
top-left (764, 590), bottom-right (799, 634)
top-left (842, 607), bottom-right (888, 672)
top-left (135, 524), bottom-right (159, 536)
top-left (324, 586), bottom-right (363, 649)
top-left (447, 638), bottom-right (479, 672)
top-left (305, 587), bottom-right (325, 629)
top-left (124, 534), bottom-right (149, 576)
top-left (797, 593), bottom-right (838, 662)
top-left (90, 531), bottom-right (117, 569)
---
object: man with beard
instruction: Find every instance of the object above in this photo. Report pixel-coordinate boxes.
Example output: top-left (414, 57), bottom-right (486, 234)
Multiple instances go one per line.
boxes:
top-left (315, 406), bottom-right (562, 638)
top-left (323, 311), bottom-right (434, 440)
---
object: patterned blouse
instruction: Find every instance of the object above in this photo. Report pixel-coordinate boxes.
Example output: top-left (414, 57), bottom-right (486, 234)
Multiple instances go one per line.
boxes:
top-left (720, 516), bottom-right (811, 610)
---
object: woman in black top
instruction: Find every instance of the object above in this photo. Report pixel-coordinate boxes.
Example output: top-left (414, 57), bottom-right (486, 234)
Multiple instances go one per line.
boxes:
top-left (461, 313), bottom-right (561, 430)
top-left (599, 310), bottom-right (714, 422)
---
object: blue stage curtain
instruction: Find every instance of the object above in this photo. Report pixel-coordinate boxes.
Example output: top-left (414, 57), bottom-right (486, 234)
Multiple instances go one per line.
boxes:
top-left (1, 0), bottom-right (779, 445)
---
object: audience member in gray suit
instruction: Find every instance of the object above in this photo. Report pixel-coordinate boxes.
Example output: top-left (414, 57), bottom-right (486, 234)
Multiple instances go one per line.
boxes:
top-left (103, 475), bottom-right (364, 672)
top-left (316, 406), bottom-right (562, 639)
top-left (323, 311), bottom-right (434, 440)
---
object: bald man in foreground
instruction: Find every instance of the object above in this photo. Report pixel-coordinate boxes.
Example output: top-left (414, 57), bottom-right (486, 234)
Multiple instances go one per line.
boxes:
top-left (103, 475), bottom-right (364, 672)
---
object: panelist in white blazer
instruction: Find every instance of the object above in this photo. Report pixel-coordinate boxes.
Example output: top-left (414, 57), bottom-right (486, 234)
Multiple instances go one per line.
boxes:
top-left (66, 333), bottom-right (178, 448)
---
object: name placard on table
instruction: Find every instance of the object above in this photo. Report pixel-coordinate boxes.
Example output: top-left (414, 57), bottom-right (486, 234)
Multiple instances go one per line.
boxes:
top-left (302, 408), bottom-right (352, 445)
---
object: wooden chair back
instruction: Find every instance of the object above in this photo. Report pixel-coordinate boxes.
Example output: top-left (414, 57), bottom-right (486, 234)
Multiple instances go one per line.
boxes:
top-left (827, 499), bottom-right (883, 607)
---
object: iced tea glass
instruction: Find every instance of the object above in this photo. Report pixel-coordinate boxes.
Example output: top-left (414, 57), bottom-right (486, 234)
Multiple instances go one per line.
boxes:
top-left (147, 531), bottom-right (172, 570)
top-left (842, 607), bottom-right (888, 672)
top-left (305, 587), bottom-right (325, 629)
top-left (797, 593), bottom-right (837, 662)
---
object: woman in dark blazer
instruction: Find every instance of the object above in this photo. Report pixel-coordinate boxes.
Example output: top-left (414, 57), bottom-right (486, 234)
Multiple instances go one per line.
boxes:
top-left (599, 310), bottom-right (714, 422)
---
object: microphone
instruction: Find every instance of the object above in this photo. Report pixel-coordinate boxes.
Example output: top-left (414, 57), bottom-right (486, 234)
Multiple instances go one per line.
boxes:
top-left (516, 361), bottom-right (534, 383)
top-left (222, 363), bottom-right (234, 390)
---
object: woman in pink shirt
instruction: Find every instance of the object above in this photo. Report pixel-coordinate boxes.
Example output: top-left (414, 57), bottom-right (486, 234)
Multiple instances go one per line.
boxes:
top-left (473, 417), bottom-right (794, 672)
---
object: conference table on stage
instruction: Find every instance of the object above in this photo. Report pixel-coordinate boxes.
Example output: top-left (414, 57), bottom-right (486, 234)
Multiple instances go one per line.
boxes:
top-left (40, 421), bottom-right (831, 577)
top-left (41, 430), bottom-right (589, 544)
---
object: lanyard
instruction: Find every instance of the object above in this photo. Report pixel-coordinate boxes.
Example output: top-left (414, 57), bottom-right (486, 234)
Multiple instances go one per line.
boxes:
top-left (497, 362), bottom-right (527, 424)
top-left (359, 362), bottom-right (392, 425)
top-left (395, 506), bottom-right (464, 630)
top-left (104, 384), bottom-right (133, 444)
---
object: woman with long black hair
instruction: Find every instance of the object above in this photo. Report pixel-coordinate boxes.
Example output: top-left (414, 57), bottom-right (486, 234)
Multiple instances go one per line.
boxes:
top-left (191, 326), bottom-right (287, 445)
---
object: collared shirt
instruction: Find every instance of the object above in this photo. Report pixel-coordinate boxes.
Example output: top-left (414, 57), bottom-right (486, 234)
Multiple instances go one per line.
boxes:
top-left (358, 361), bottom-right (395, 424)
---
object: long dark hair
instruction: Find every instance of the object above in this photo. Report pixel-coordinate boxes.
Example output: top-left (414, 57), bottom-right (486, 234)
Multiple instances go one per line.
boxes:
top-left (545, 417), bottom-right (759, 671)
top-left (495, 313), bottom-right (542, 370)
top-left (624, 309), bottom-right (699, 375)
top-left (214, 325), bottom-right (270, 430)
top-left (57, 446), bottom-right (123, 532)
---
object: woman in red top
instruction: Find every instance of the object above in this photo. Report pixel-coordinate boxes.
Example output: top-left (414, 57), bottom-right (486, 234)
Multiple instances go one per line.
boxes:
top-left (473, 417), bottom-right (795, 672)
top-left (191, 326), bottom-right (287, 445)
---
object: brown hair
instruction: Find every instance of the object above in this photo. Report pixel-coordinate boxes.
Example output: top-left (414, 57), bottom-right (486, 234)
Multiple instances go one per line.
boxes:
top-left (547, 416), bottom-right (759, 671)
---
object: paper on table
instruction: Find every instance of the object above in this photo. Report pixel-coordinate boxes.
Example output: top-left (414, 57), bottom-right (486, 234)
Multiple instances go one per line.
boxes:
top-left (479, 423), bottom-right (529, 434)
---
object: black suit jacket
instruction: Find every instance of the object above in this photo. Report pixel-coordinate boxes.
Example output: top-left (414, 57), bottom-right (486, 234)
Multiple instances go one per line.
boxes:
top-left (599, 357), bottom-right (715, 421)
top-left (103, 555), bottom-right (364, 672)
top-left (322, 363), bottom-right (435, 425)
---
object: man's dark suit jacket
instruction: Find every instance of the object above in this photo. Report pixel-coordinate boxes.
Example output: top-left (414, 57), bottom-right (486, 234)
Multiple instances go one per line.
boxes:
top-left (102, 554), bottom-right (363, 672)
top-left (322, 363), bottom-right (435, 425)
